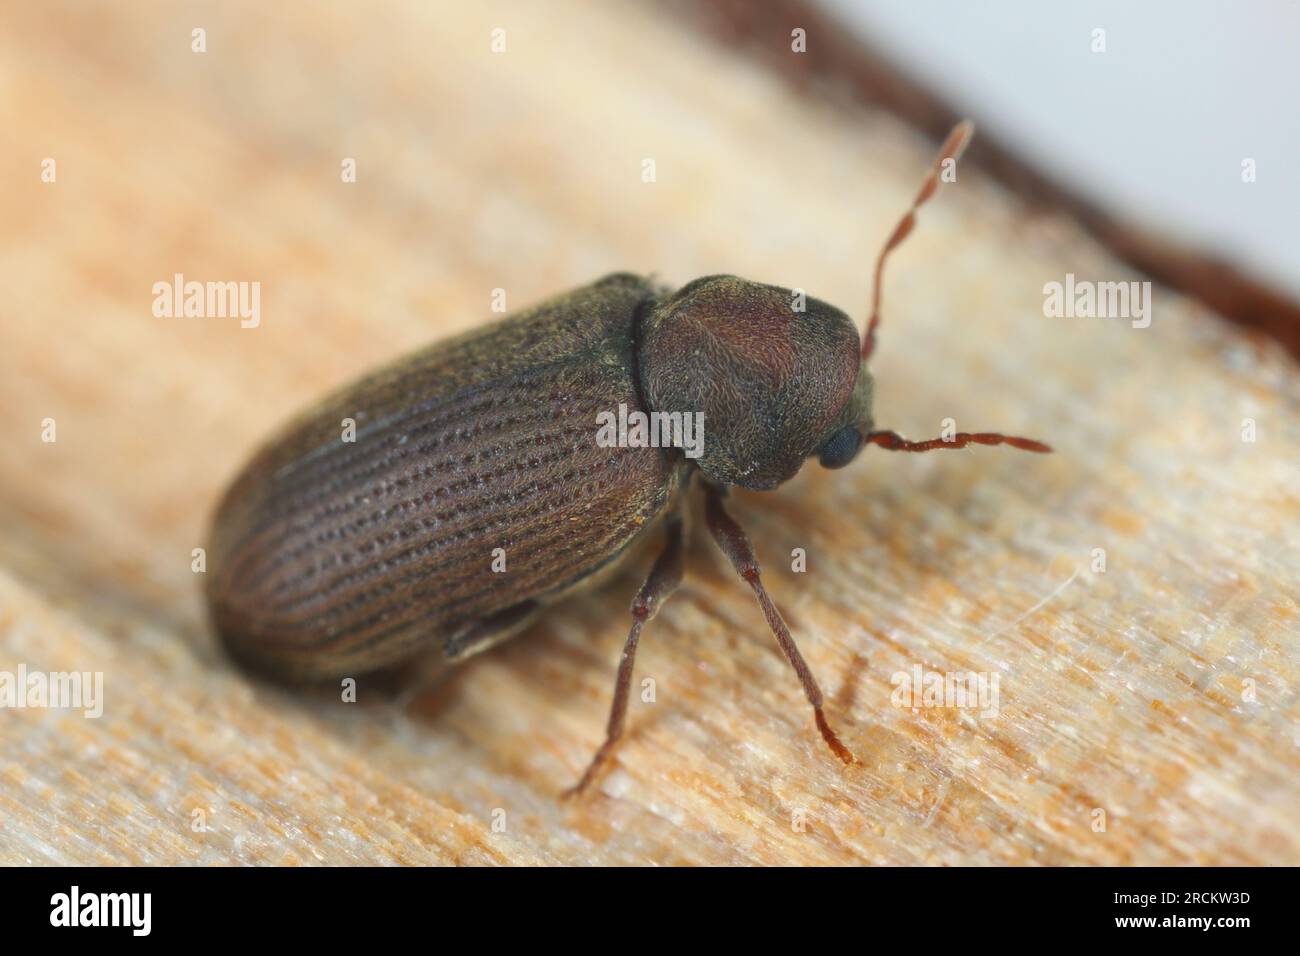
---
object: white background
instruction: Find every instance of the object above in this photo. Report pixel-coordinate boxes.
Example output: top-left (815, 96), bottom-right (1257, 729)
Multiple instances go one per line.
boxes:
top-left (824, 0), bottom-right (1300, 296)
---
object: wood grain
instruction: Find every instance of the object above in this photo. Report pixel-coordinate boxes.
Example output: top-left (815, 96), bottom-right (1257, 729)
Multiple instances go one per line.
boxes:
top-left (1, 0), bottom-right (1296, 865)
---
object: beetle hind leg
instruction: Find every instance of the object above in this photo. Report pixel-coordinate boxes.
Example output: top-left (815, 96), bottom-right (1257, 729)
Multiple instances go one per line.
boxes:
top-left (565, 513), bottom-right (686, 797)
top-left (389, 600), bottom-right (544, 712)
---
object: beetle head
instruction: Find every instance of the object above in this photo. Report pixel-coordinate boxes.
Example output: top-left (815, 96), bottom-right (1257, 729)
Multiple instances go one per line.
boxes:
top-left (640, 275), bottom-right (872, 490)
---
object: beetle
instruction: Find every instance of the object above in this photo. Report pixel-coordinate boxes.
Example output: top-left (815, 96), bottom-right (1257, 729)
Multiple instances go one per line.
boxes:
top-left (205, 121), bottom-right (1049, 794)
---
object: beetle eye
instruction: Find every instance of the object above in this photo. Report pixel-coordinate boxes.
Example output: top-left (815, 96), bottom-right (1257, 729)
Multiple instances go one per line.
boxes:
top-left (818, 426), bottom-right (861, 469)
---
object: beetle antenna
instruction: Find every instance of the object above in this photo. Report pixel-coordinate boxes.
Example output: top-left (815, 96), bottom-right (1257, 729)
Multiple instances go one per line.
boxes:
top-left (863, 120), bottom-right (975, 361)
top-left (863, 429), bottom-right (1051, 454)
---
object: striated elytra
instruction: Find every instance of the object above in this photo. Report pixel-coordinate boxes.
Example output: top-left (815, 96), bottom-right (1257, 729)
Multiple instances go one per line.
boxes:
top-left (205, 122), bottom-right (1050, 793)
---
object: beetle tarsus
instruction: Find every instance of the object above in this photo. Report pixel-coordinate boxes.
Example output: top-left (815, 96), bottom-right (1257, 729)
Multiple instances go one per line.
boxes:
top-left (815, 707), bottom-right (854, 764)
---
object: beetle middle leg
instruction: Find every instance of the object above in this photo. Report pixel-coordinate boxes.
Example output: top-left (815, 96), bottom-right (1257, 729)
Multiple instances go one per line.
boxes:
top-left (702, 483), bottom-right (855, 765)
top-left (565, 511), bottom-right (686, 797)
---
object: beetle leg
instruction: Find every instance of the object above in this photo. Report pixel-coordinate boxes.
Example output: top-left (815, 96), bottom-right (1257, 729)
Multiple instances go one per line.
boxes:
top-left (565, 512), bottom-right (686, 797)
top-left (702, 483), bottom-right (855, 765)
top-left (863, 429), bottom-right (1051, 453)
top-left (390, 600), bottom-right (543, 712)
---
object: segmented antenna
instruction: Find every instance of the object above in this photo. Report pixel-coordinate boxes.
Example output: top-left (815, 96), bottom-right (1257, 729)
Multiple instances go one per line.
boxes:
top-left (863, 120), bottom-right (975, 361)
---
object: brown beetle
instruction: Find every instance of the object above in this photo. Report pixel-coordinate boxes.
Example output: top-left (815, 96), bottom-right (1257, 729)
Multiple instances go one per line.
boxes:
top-left (205, 121), bottom-right (1049, 793)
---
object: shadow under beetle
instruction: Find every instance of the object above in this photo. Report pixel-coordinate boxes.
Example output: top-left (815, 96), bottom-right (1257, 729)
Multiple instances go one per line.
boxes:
top-left (205, 121), bottom-right (1050, 794)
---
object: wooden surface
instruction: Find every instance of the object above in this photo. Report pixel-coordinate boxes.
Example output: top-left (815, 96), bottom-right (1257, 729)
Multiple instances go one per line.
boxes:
top-left (1, 0), bottom-right (1297, 866)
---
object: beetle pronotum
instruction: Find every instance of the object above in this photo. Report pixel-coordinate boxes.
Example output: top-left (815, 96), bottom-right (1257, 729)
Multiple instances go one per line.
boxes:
top-left (205, 121), bottom-right (1049, 794)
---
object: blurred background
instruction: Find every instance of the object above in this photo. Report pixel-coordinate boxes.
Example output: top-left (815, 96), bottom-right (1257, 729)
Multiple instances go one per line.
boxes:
top-left (827, 0), bottom-right (1299, 296)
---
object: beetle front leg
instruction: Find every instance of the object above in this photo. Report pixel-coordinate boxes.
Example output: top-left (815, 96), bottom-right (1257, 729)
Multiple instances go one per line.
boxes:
top-left (565, 512), bottom-right (686, 797)
top-left (702, 483), bottom-right (855, 765)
